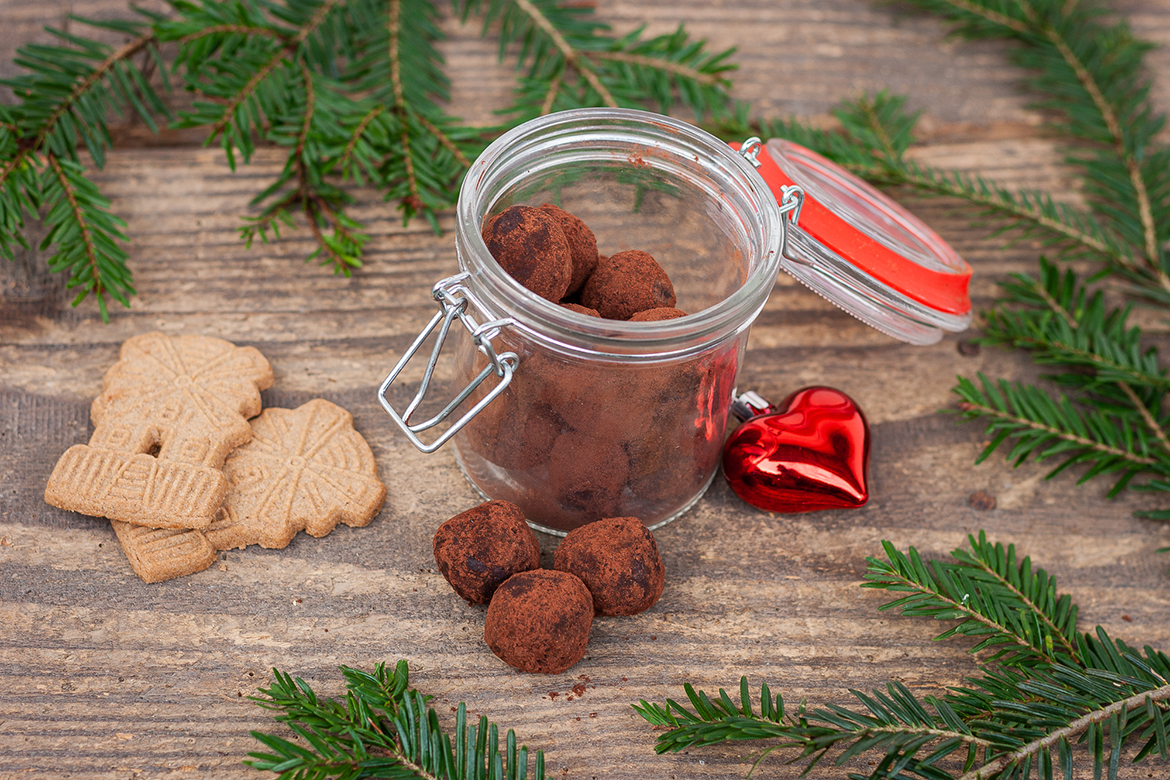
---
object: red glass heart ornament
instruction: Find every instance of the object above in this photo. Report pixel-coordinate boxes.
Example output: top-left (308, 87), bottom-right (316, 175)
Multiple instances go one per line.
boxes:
top-left (722, 386), bottom-right (870, 512)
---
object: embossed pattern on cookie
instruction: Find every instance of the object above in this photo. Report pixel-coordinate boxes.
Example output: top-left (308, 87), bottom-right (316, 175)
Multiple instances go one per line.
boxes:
top-left (45, 332), bottom-right (274, 530)
top-left (206, 399), bottom-right (386, 550)
top-left (111, 520), bottom-right (218, 583)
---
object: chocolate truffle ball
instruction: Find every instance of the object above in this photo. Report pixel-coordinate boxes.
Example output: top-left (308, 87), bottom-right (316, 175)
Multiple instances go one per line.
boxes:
top-left (482, 205), bottom-right (572, 302)
top-left (560, 302), bottom-right (601, 317)
top-left (463, 392), bottom-right (563, 472)
top-left (553, 517), bottom-right (665, 616)
top-left (629, 307), bottom-right (687, 322)
top-left (433, 500), bottom-right (541, 605)
top-left (484, 569), bottom-right (593, 674)
top-left (548, 430), bottom-right (629, 520)
top-left (539, 204), bottom-right (599, 297)
top-left (581, 250), bottom-right (677, 320)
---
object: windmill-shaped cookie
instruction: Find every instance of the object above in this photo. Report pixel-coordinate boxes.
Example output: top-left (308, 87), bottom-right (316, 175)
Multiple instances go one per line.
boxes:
top-left (206, 399), bottom-right (386, 550)
top-left (45, 332), bottom-right (274, 530)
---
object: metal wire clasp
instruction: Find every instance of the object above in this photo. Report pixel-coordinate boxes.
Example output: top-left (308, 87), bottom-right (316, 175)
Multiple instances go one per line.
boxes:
top-left (738, 137), bottom-right (764, 168)
top-left (377, 272), bottom-right (518, 453)
top-left (738, 136), bottom-right (804, 255)
top-left (778, 184), bottom-right (804, 225)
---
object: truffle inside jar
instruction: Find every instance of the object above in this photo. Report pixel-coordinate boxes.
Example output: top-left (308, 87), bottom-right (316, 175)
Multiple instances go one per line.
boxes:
top-left (629, 307), bottom-right (687, 322)
top-left (581, 250), bottom-right (676, 320)
top-left (481, 205), bottom-right (573, 302)
top-left (539, 203), bottom-right (599, 297)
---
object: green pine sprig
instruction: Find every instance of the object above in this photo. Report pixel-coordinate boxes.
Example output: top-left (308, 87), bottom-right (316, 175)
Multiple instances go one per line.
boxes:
top-left (247, 659), bottom-right (546, 780)
top-left (952, 258), bottom-right (1170, 507)
top-left (3, 0), bottom-right (735, 315)
top-left (634, 533), bottom-right (1170, 780)
top-left (0, 13), bottom-right (168, 319)
top-left (891, 0), bottom-right (1170, 295)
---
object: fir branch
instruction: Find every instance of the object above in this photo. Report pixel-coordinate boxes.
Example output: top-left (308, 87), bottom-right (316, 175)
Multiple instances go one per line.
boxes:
top-left (956, 259), bottom-right (1170, 506)
top-left (636, 535), bottom-right (1170, 780)
top-left (891, 162), bottom-right (1132, 265)
top-left (248, 660), bottom-right (546, 780)
top-left (388, 0), bottom-right (424, 211)
top-left (0, 14), bottom-right (166, 316)
top-left (1118, 381), bottom-right (1170, 458)
top-left (953, 533), bottom-right (1081, 663)
top-left (959, 685), bottom-right (1170, 780)
top-left (509, 0), bottom-right (617, 108)
top-left (865, 532), bottom-right (1088, 667)
top-left (179, 25), bottom-right (288, 43)
top-left (416, 114), bottom-right (471, 168)
top-left (981, 261), bottom-right (1170, 392)
top-left (0, 23), bottom-right (161, 182)
top-left (5, 0), bottom-right (736, 311)
top-left (46, 155), bottom-right (100, 301)
top-left (538, 72), bottom-right (561, 115)
top-left (591, 51), bottom-right (725, 88)
top-left (864, 539), bottom-right (1053, 665)
top-left (30, 32), bottom-right (157, 166)
top-left (1013, 0), bottom-right (1161, 270)
top-left (895, 0), bottom-right (1170, 290)
top-left (340, 105), bottom-right (385, 171)
top-left (39, 154), bottom-right (135, 320)
top-left (955, 374), bottom-right (1159, 471)
top-left (462, 0), bottom-right (733, 120)
top-left (164, 0), bottom-right (344, 167)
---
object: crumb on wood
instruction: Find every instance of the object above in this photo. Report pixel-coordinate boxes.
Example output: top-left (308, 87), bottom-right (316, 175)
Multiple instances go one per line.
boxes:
top-left (968, 490), bottom-right (996, 511)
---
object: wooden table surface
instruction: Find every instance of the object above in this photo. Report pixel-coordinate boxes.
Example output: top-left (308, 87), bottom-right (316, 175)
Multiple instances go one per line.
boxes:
top-left (4, 1), bottom-right (1170, 778)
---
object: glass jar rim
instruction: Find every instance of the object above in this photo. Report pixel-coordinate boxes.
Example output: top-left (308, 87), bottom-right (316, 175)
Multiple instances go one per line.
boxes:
top-left (455, 108), bottom-right (785, 360)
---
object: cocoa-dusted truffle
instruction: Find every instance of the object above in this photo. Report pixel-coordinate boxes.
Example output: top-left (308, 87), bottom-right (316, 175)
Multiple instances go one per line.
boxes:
top-left (629, 307), bottom-right (687, 322)
top-left (482, 205), bottom-right (572, 302)
top-left (553, 516), bottom-right (665, 616)
top-left (548, 430), bottom-right (629, 521)
top-left (463, 393), bottom-right (563, 472)
top-left (484, 569), bottom-right (593, 673)
top-left (540, 204), bottom-right (599, 296)
top-left (581, 250), bottom-right (676, 320)
top-left (433, 500), bottom-right (541, 604)
top-left (560, 302), bottom-right (601, 317)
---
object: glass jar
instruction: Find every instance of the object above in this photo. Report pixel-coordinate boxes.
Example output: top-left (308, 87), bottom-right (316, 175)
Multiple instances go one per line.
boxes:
top-left (384, 108), bottom-right (786, 535)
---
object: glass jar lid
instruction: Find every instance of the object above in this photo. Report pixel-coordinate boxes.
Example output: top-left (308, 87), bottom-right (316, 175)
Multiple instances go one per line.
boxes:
top-left (738, 138), bottom-right (973, 345)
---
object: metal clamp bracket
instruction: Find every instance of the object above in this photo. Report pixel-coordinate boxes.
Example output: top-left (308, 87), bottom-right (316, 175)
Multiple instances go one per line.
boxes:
top-left (778, 184), bottom-right (804, 225)
top-left (738, 137), bottom-right (764, 168)
top-left (738, 136), bottom-right (804, 258)
top-left (377, 272), bottom-right (518, 453)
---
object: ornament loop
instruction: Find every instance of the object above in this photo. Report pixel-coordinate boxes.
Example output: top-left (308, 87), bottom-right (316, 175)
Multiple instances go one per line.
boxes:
top-left (378, 272), bottom-right (519, 453)
top-left (730, 390), bottom-right (776, 421)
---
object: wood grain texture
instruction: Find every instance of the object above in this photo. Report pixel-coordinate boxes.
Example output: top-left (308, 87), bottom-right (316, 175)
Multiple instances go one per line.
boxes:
top-left (3, 1), bottom-right (1170, 779)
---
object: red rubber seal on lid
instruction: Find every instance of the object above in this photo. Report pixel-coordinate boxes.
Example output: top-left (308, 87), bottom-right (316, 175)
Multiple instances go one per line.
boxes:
top-left (742, 140), bottom-right (972, 317)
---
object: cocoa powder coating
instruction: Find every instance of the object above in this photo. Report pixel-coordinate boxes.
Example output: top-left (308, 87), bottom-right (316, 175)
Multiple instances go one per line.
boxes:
top-left (540, 203), bottom-right (599, 296)
top-left (553, 516), bottom-right (665, 616)
top-left (580, 250), bottom-right (676, 320)
top-left (548, 430), bottom-right (629, 521)
top-left (433, 500), bottom-right (541, 604)
top-left (484, 569), bottom-right (594, 674)
top-left (560, 302), bottom-right (601, 318)
top-left (629, 307), bottom-right (687, 322)
top-left (482, 206), bottom-right (572, 302)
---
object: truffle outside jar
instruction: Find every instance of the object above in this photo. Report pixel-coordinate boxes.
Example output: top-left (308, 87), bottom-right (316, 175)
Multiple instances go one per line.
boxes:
top-left (449, 109), bottom-right (784, 535)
